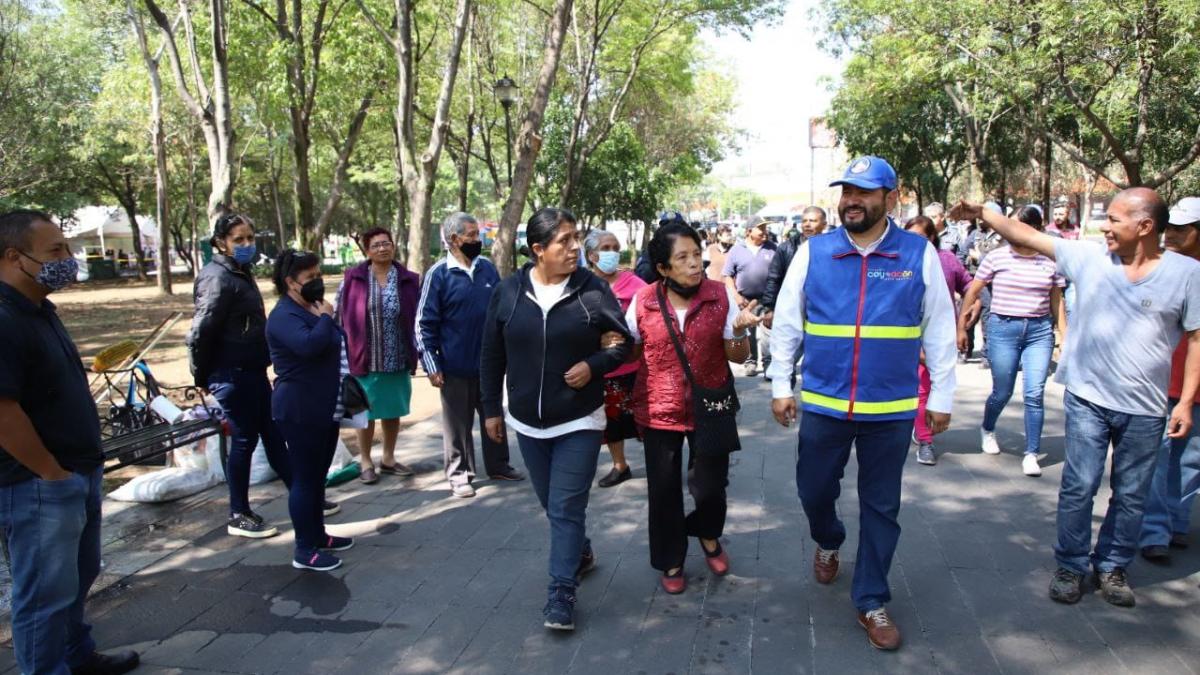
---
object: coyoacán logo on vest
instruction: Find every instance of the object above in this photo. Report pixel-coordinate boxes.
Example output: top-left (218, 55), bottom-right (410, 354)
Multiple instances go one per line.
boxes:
top-left (867, 268), bottom-right (915, 281)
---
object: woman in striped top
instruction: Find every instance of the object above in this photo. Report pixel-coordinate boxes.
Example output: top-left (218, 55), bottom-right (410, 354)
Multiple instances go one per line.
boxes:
top-left (957, 206), bottom-right (1067, 476)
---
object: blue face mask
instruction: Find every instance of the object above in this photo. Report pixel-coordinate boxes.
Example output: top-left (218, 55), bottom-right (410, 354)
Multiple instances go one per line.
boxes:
top-left (232, 244), bottom-right (258, 266)
top-left (20, 252), bottom-right (78, 291)
top-left (595, 250), bottom-right (621, 274)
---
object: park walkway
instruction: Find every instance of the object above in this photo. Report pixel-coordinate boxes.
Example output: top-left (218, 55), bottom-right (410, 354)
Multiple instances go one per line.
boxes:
top-left (2, 362), bottom-right (1199, 674)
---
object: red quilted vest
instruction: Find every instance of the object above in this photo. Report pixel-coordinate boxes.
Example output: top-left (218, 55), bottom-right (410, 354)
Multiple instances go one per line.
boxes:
top-left (633, 279), bottom-right (732, 432)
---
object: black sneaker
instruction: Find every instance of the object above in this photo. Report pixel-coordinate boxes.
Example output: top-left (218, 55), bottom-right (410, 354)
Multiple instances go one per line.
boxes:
top-left (543, 586), bottom-right (576, 631)
top-left (1094, 568), bottom-right (1135, 607)
top-left (293, 549), bottom-right (342, 571)
top-left (1048, 567), bottom-right (1083, 604)
top-left (323, 500), bottom-right (341, 518)
top-left (227, 512), bottom-right (279, 539)
top-left (70, 649), bottom-right (140, 675)
top-left (597, 466), bottom-right (632, 488)
top-left (1170, 533), bottom-right (1189, 549)
top-left (576, 547), bottom-right (598, 581)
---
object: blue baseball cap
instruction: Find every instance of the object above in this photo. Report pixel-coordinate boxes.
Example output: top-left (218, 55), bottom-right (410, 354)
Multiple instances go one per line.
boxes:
top-left (829, 156), bottom-right (897, 191)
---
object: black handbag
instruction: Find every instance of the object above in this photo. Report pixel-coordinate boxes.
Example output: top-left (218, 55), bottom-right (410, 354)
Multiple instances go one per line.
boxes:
top-left (341, 375), bottom-right (370, 417)
top-left (656, 283), bottom-right (741, 455)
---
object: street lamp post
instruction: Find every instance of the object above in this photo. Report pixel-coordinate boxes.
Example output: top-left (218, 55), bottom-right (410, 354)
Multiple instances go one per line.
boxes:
top-left (494, 75), bottom-right (517, 189)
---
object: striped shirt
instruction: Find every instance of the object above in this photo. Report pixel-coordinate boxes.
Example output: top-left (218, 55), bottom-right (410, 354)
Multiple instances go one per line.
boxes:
top-left (975, 246), bottom-right (1065, 318)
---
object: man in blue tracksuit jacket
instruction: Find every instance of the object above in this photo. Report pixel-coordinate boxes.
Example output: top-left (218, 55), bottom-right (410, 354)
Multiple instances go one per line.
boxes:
top-left (417, 212), bottom-right (523, 498)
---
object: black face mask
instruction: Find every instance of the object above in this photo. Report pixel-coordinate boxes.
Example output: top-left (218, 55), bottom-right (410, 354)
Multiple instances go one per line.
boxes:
top-left (664, 276), bottom-right (701, 299)
top-left (460, 240), bottom-right (483, 260)
top-left (299, 278), bottom-right (325, 304)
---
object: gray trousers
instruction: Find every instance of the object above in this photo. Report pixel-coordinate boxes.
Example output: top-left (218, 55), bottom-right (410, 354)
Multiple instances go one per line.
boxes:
top-left (441, 374), bottom-right (511, 484)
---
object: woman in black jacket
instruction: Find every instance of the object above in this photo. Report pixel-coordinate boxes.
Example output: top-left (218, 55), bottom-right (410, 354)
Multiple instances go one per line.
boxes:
top-left (186, 214), bottom-right (294, 539)
top-left (481, 207), bottom-right (631, 632)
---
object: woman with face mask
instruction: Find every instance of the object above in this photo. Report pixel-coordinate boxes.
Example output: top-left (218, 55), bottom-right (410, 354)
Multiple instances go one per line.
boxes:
top-left (334, 228), bottom-right (421, 484)
top-left (705, 225), bottom-right (735, 281)
top-left (583, 229), bottom-right (647, 488)
top-left (266, 250), bottom-right (354, 571)
top-left (186, 214), bottom-right (297, 541)
top-left (625, 221), bottom-right (760, 594)
top-left (480, 207), bottom-right (633, 632)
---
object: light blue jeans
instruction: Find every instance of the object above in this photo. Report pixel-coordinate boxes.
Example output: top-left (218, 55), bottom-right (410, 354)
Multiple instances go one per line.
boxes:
top-left (1139, 400), bottom-right (1200, 548)
top-left (515, 430), bottom-right (602, 592)
top-left (982, 314), bottom-right (1055, 455)
top-left (0, 468), bottom-right (103, 675)
top-left (1055, 392), bottom-right (1165, 574)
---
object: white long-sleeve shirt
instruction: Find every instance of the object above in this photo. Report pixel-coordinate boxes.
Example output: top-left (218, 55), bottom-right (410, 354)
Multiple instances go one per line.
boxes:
top-left (767, 228), bottom-right (958, 413)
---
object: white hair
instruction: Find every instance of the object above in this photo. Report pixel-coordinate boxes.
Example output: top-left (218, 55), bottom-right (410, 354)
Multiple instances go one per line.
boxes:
top-left (923, 202), bottom-right (945, 217)
top-left (441, 212), bottom-right (477, 242)
top-left (582, 228), bottom-right (619, 256)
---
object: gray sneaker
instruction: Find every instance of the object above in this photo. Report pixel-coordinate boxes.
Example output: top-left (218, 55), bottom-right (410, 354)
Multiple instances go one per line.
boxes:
top-left (916, 442), bottom-right (936, 465)
top-left (1094, 568), bottom-right (1135, 607)
top-left (1048, 567), bottom-right (1083, 604)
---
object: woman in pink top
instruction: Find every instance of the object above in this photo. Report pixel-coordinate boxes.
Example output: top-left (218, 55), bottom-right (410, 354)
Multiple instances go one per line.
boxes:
top-left (905, 216), bottom-right (971, 466)
top-left (584, 229), bottom-right (646, 487)
top-left (956, 206), bottom-right (1068, 477)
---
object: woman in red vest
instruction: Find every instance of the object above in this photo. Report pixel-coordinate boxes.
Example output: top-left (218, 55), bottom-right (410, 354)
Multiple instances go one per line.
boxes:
top-left (626, 221), bottom-right (760, 594)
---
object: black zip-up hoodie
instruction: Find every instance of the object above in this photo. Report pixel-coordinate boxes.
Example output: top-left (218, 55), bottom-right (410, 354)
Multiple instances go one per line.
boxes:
top-left (186, 254), bottom-right (271, 386)
top-left (480, 264), bottom-right (632, 429)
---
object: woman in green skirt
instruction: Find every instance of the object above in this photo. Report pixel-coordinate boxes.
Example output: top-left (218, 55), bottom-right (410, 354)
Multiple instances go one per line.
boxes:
top-left (335, 228), bottom-right (421, 484)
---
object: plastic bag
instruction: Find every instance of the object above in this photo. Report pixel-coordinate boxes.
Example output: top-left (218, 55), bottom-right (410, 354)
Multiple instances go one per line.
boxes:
top-left (109, 467), bottom-right (223, 503)
top-left (249, 441), bottom-right (278, 485)
top-left (340, 410), bottom-right (369, 429)
top-left (325, 437), bottom-right (360, 486)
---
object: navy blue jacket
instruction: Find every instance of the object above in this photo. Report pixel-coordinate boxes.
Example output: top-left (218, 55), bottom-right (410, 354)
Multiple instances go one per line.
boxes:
top-left (266, 295), bottom-right (343, 425)
top-left (416, 256), bottom-right (501, 378)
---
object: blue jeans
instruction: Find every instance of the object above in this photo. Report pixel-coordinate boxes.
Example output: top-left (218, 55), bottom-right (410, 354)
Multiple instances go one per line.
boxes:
top-left (208, 367), bottom-right (292, 516)
top-left (981, 314), bottom-right (1054, 455)
top-left (0, 468), bottom-right (102, 675)
top-left (515, 430), bottom-right (602, 591)
top-left (1139, 400), bottom-right (1200, 548)
top-left (795, 412), bottom-right (912, 612)
top-left (278, 421), bottom-right (338, 554)
top-left (1055, 392), bottom-right (1165, 574)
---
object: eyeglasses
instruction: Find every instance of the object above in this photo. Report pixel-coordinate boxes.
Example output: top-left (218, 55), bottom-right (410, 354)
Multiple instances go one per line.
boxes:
top-left (369, 241), bottom-right (395, 250)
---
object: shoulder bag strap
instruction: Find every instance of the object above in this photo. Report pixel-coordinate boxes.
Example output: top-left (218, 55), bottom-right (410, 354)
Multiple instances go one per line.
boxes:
top-left (655, 282), bottom-right (697, 386)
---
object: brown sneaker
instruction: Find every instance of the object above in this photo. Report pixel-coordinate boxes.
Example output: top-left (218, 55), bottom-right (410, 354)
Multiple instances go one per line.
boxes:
top-left (857, 607), bottom-right (901, 650)
top-left (813, 547), bottom-right (839, 584)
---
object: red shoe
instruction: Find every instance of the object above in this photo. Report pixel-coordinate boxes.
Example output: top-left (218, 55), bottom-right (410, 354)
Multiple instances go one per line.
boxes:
top-left (703, 541), bottom-right (730, 576)
top-left (660, 569), bottom-right (686, 594)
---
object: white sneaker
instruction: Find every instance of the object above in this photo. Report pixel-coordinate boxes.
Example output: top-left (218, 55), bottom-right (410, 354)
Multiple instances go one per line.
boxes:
top-left (980, 428), bottom-right (1001, 455)
top-left (743, 362), bottom-right (758, 377)
top-left (1022, 454), bottom-right (1042, 476)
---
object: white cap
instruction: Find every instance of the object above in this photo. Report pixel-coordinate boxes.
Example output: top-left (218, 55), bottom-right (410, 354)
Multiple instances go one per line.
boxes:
top-left (983, 201), bottom-right (1003, 214)
top-left (1168, 197), bottom-right (1200, 226)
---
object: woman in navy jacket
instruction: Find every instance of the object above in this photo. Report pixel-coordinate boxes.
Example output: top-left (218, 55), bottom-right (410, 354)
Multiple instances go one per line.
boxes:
top-left (480, 207), bottom-right (632, 632)
top-left (266, 250), bottom-right (354, 572)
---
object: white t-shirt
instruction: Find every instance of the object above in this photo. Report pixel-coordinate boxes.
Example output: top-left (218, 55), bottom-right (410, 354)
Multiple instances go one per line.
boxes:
top-left (505, 275), bottom-right (606, 439)
top-left (625, 286), bottom-right (741, 343)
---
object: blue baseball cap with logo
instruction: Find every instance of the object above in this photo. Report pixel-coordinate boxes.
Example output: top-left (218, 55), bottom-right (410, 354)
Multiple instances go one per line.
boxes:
top-left (830, 156), bottom-right (897, 191)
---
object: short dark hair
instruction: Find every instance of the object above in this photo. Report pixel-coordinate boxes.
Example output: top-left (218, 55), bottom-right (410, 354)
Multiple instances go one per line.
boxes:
top-left (526, 207), bottom-right (577, 250)
top-left (1015, 205), bottom-right (1044, 230)
top-left (211, 212), bottom-right (254, 247)
top-left (358, 227), bottom-right (393, 252)
top-left (905, 215), bottom-right (940, 249)
top-left (0, 209), bottom-right (54, 255)
top-left (648, 221), bottom-right (702, 279)
top-left (272, 249), bottom-right (320, 296)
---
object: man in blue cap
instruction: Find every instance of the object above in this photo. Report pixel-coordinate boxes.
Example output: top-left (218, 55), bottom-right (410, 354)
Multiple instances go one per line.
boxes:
top-left (768, 156), bottom-right (958, 650)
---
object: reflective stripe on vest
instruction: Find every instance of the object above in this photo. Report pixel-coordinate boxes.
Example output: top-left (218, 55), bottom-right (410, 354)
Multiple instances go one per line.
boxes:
top-left (801, 390), bottom-right (918, 415)
top-left (804, 322), bottom-right (921, 339)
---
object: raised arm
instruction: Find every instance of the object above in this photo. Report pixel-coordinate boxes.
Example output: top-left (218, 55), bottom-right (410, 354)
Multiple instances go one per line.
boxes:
top-left (950, 201), bottom-right (1058, 258)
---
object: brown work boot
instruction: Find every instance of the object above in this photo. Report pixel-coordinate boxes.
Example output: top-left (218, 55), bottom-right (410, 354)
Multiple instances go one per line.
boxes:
top-left (857, 607), bottom-right (901, 650)
top-left (813, 547), bottom-right (839, 584)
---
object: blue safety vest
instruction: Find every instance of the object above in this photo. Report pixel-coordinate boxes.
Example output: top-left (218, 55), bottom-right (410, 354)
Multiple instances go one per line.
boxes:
top-left (800, 223), bottom-right (927, 421)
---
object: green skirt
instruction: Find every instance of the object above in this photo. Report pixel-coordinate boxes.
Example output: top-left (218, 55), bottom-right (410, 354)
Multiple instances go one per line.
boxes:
top-left (356, 371), bottom-right (412, 421)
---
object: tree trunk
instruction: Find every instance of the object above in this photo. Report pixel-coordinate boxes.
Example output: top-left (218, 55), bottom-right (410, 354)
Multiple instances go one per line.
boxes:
top-left (1040, 134), bottom-right (1052, 211)
top-left (493, 0), bottom-right (575, 275)
top-left (128, 0), bottom-right (172, 293)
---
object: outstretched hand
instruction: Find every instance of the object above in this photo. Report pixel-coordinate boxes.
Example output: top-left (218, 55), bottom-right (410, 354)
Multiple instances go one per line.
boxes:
top-left (948, 201), bottom-right (982, 222)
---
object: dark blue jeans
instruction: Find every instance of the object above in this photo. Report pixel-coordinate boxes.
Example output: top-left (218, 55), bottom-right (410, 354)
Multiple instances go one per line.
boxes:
top-left (1139, 400), bottom-right (1200, 548)
top-left (208, 367), bottom-right (292, 515)
top-left (278, 421), bottom-right (338, 554)
top-left (0, 468), bottom-right (102, 675)
top-left (982, 314), bottom-right (1055, 455)
top-left (515, 430), bottom-right (602, 591)
top-left (1055, 392), bottom-right (1165, 574)
top-left (795, 412), bottom-right (912, 612)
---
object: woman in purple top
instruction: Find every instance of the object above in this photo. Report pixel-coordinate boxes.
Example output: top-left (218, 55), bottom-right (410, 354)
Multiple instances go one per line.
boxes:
top-left (906, 216), bottom-right (971, 465)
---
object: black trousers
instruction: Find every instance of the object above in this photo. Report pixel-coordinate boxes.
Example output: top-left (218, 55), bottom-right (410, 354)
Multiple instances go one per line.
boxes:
top-left (643, 427), bottom-right (730, 571)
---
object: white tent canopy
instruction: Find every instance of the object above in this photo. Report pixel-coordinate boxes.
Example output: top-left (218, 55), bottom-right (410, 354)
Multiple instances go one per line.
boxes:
top-left (63, 206), bottom-right (158, 250)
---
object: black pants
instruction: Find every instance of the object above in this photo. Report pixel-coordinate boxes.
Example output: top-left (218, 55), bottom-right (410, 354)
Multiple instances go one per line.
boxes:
top-left (643, 427), bottom-right (730, 571)
top-left (207, 368), bottom-right (292, 516)
top-left (279, 421), bottom-right (338, 553)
